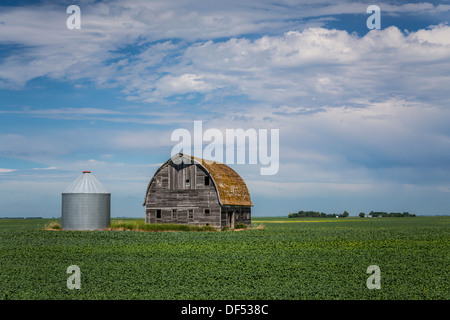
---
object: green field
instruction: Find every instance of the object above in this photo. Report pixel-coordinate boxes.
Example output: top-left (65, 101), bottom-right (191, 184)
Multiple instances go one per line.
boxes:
top-left (0, 216), bottom-right (448, 300)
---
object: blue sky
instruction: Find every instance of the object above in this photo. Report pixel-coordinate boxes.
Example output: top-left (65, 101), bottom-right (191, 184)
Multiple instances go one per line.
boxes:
top-left (1, 0), bottom-right (450, 217)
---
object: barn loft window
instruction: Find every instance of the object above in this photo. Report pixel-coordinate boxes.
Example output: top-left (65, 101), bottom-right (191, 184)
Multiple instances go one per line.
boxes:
top-left (156, 209), bottom-right (161, 219)
top-left (204, 176), bottom-right (210, 186)
top-left (172, 209), bottom-right (177, 219)
top-left (188, 209), bottom-right (194, 219)
top-left (185, 179), bottom-right (190, 188)
top-left (204, 208), bottom-right (210, 215)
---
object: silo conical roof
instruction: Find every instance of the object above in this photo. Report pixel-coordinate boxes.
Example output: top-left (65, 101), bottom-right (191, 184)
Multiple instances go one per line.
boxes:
top-left (64, 171), bottom-right (109, 194)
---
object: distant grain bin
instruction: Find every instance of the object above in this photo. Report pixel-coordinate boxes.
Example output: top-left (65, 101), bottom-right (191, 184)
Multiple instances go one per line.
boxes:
top-left (61, 171), bottom-right (110, 230)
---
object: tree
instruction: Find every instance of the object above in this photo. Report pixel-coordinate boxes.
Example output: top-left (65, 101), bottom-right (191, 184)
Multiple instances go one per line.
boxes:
top-left (359, 212), bottom-right (365, 218)
top-left (343, 211), bottom-right (349, 218)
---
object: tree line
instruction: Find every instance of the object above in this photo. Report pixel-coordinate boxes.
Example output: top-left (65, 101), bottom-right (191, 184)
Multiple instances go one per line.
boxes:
top-left (288, 210), bottom-right (416, 218)
top-left (359, 211), bottom-right (416, 218)
top-left (288, 210), bottom-right (349, 218)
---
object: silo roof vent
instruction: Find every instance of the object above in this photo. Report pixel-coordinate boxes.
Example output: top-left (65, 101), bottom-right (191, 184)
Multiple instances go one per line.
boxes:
top-left (64, 171), bottom-right (109, 194)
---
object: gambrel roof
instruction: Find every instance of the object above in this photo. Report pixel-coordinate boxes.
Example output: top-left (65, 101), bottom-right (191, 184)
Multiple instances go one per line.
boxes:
top-left (143, 153), bottom-right (253, 207)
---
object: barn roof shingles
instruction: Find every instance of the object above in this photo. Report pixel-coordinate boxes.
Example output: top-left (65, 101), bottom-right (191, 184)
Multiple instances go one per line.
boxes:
top-left (188, 154), bottom-right (253, 207)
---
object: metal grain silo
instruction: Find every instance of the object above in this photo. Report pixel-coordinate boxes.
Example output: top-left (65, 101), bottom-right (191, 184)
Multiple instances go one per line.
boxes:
top-left (62, 171), bottom-right (110, 230)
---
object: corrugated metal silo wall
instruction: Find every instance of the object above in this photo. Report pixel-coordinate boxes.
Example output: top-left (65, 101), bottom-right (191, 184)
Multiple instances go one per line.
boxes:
top-left (61, 193), bottom-right (111, 230)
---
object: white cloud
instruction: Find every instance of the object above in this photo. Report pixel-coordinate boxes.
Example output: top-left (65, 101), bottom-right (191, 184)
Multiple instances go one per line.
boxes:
top-left (175, 25), bottom-right (450, 106)
top-left (0, 0), bottom-right (307, 87)
top-left (155, 73), bottom-right (218, 97)
top-left (1, 2), bottom-right (449, 105)
top-left (409, 23), bottom-right (450, 45)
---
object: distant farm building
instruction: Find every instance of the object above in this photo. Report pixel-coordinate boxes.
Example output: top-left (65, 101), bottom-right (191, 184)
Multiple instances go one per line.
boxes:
top-left (143, 153), bottom-right (253, 228)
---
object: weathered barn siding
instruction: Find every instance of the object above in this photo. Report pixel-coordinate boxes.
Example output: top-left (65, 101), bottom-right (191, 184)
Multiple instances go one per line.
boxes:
top-left (146, 162), bottom-right (221, 227)
top-left (144, 153), bottom-right (253, 228)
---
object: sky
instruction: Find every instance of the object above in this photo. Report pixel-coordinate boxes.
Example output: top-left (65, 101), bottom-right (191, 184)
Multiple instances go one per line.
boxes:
top-left (0, 0), bottom-right (450, 218)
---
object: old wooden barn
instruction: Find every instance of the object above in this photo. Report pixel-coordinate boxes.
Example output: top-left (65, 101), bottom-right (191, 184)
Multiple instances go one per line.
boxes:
top-left (143, 153), bottom-right (253, 228)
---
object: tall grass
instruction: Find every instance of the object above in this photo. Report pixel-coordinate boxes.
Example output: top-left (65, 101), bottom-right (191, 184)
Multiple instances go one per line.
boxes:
top-left (43, 219), bottom-right (253, 232)
top-left (110, 220), bottom-right (216, 232)
top-left (44, 222), bottom-right (61, 230)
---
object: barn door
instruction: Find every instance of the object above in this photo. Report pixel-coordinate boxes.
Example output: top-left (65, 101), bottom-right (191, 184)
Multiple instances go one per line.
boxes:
top-left (227, 211), bottom-right (234, 228)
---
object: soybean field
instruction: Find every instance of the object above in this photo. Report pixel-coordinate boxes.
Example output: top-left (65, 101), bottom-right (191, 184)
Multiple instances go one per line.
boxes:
top-left (0, 216), bottom-right (448, 300)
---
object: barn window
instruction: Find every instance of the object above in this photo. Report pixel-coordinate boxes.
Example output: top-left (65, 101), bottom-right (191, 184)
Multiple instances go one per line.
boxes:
top-left (204, 208), bottom-right (210, 215)
top-left (172, 209), bottom-right (177, 219)
top-left (156, 209), bottom-right (161, 219)
top-left (185, 179), bottom-right (190, 188)
top-left (204, 176), bottom-right (210, 186)
top-left (188, 209), bottom-right (194, 219)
